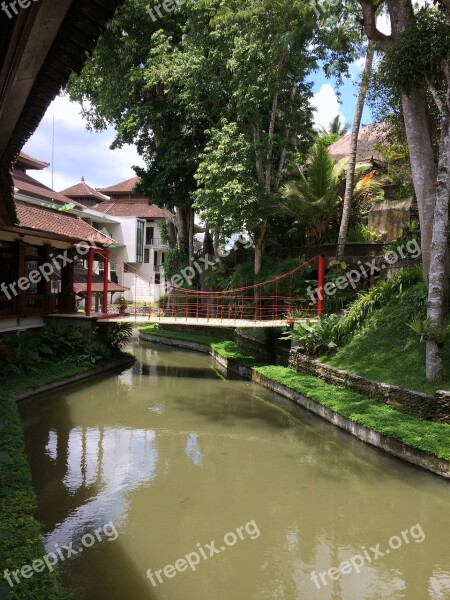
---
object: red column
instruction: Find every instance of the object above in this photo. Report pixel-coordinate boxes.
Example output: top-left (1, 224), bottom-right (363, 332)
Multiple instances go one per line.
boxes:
top-left (102, 250), bottom-right (109, 314)
top-left (86, 248), bottom-right (94, 317)
top-left (317, 253), bottom-right (326, 317)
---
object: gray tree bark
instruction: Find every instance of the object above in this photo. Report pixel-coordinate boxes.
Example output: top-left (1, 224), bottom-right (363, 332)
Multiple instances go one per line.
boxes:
top-left (337, 44), bottom-right (375, 259)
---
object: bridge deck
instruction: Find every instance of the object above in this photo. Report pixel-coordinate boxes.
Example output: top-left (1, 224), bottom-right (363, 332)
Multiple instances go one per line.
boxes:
top-left (108, 316), bottom-right (317, 328)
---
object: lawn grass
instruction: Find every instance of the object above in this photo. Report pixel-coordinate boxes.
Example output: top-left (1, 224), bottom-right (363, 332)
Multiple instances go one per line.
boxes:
top-left (255, 365), bottom-right (450, 461)
top-left (139, 323), bottom-right (220, 346)
top-left (139, 324), bottom-right (263, 366)
top-left (323, 285), bottom-right (450, 394)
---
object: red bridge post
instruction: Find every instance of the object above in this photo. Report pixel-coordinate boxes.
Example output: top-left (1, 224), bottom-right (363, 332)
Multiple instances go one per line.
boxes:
top-left (317, 254), bottom-right (326, 317)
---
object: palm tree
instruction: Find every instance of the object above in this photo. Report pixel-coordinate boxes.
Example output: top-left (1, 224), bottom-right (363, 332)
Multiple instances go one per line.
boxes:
top-left (317, 116), bottom-right (350, 138)
top-left (280, 143), bottom-right (382, 246)
top-left (280, 143), bottom-right (342, 245)
top-left (337, 43), bottom-right (375, 258)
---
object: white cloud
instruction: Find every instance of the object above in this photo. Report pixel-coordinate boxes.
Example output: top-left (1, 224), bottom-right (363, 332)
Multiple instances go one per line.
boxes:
top-left (310, 83), bottom-right (345, 130)
top-left (23, 95), bottom-right (145, 192)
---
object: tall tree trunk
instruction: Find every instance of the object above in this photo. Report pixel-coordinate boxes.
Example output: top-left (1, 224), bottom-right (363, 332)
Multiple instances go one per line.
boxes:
top-left (402, 90), bottom-right (437, 281)
top-left (188, 206), bottom-right (195, 266)
top-left (426, 74), bottom-right (450, 381)
top-left (358, 0), bottom-right (437, 284)
top-left (337, 44), bottom-right (375, 259)
top-left (254, 219), bottom-right (267, 276)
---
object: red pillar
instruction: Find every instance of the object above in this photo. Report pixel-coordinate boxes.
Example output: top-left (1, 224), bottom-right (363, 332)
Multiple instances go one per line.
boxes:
top-left (86, 248), bottom-right (94, 317)
top-left (102, 250), bottom-right (109, 314)
top-left (317, 253), bottom-right (326, 317)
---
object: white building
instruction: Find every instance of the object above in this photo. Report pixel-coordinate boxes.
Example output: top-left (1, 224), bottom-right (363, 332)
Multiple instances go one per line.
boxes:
top-left (61, 177), bottom-right (168, 304)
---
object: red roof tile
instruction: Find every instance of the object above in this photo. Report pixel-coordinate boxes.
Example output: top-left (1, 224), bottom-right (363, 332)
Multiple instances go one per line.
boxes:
top-left (61, 178), bottom-right (109, 202)
top-left (15, 202), bottom-right (116, 246)
top-left (13, 170), bottom-right (85, 209)
top-left (73, 266), bottom-right (128, 294)
top-left (99, 176), bottom-right (141, 194)
top-left (92, 200), bottom-right (165, 219)
top-left (16, 152), bottom-right (49, 170)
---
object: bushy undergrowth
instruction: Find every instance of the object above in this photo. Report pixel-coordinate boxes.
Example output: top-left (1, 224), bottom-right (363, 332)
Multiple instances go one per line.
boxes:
top-left (0, 323), bottom-right (133, 379)
top-left (283, 314), bottom-right (344, 355)
top-left (325, 283), bottom-right (450, 393)
top-left (339, 265), bottom-right (424, 340)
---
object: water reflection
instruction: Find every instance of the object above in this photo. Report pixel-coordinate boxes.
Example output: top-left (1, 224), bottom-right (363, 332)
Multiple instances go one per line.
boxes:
top-left (18, 341), bottom-right (450, 600)
top-left (44, 426), bottom-right (158, 550)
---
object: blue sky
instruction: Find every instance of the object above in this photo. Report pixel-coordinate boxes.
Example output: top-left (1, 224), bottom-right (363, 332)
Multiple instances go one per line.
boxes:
top-left (23, 55), bottom-right (376, 193)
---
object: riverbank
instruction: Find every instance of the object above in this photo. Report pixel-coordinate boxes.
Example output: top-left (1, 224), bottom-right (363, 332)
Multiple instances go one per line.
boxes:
top-left (0, 355), bottom-right (134, 600)
top-left (139, 326), bottom-right (450, 478)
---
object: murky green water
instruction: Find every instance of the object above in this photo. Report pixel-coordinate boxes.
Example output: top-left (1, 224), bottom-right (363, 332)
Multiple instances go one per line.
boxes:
top-left (19, 340), bottom-right (450, 599)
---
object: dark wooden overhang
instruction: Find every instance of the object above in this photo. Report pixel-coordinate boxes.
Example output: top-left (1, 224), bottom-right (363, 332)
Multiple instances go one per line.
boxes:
top-left (0, 0), bottom-right (124, 227)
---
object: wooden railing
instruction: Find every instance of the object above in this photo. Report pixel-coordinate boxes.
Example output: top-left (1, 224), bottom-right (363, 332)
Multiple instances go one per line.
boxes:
top-left (0, 297), bottom-right (17, 315)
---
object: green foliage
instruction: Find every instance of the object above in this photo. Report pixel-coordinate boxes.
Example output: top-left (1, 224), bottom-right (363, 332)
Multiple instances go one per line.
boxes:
top-left (107, 323), bottom-right (134, 350)
top-left (139, 324), bottom-right (220, 346)
top-left (407, 314), bottom-right (430, 343)
top-left (281, 144), bottom-right (382, 244)
top-left (317, 115), bottom-right (350, 137)
top-left (340, 266), bottom-right (424, 340)
top-left (347, 223), bottom-right (377, 242)
top-left (407, 315), bottom-right (450, 346)
top-left (255, 365), bottom-right (450, 460)
top-left (325, 283), bottom-right (450, 393)
top-left (384, 221), bottom-right (421, 254)
top-left (283, 314), bottom-right (344, 355)
top-left (384, 8), bottom-right (450, 96)
top-left (0, 324), bottom-right (130, 380)
top-left (162, 247), bottom-right (190, 284)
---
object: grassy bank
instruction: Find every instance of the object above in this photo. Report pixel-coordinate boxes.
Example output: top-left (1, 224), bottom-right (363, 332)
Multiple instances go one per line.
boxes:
top-left (139, 324), bottom-right (263, 366)
top-left (255, 366), bottom-right (450, 461)
top-left (322, 285), bottom-right (450, 394)
top-left (0, 355), bottom-right (132, 600)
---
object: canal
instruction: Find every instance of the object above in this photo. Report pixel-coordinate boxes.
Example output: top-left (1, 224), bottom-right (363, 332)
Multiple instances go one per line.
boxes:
top-left (19, 339), bottom-right (450, 599)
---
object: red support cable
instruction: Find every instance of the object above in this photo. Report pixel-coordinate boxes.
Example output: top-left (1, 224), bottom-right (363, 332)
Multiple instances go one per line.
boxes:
top-left (317, 253), bottom-right (326, 317)
top-left (86, 248), bottom-right (94, 317)
top-left (102, 250), bottom-right (109, 314)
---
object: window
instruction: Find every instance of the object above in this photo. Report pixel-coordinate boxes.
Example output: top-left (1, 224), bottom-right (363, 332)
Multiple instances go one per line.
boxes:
top-left (25, 261), bottom-right (39, 294)
top-left (146, 226), bottom-right (154, 246)
top-left (136, 221), bottom-right (145, 263)
top-left (144, 249), bottom-right (150, 264)
top-left (154, 251), bottom-right (158, 269)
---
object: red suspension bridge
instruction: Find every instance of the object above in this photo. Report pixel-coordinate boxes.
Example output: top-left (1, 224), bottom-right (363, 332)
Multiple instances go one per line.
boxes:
top-left (147, 254), bottom-right (326, 327)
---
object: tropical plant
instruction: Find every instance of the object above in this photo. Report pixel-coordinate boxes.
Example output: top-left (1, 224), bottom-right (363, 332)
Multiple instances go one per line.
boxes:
top-left (280, 144), bottom-right (383, 245)
top-left (347, 223), bottom-right (377, 242)
top-left (282, 313), bottom-right (344, 355)
top-left (280, 144), bottom-right (342, 245)
top-left (407, 315), bottom-right (450, 346)
top-left (317, 115), bottom-right (351, 137)
top-left (107, 323), bottom-right (134, 350)
top-left (340, 266), bottom-right (425, 339)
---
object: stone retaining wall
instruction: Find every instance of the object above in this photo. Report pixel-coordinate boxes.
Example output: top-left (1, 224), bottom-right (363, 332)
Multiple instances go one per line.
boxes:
top-left (289, 349), bottom-right (450, 423)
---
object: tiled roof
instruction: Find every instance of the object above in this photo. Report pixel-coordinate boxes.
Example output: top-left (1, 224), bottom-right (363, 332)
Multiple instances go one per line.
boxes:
top-left (74, 265), bottom-right (128, 294)
top-left (61, 178), bottom-right (109, 202)
top-left (0, 0), bottom-right (125, 226)
top-left (13, 170), bottom-right (85, 209)
top-left (99, 176), bottom-right (141, 194)
top-left (15, 201), bottom-right (116, 246)
top-left (91, 200), bottom-right (165, 219)
top-left (16, 152), bottom-right (49, 170)
top-left (327, 123), bottom-right (389, 163)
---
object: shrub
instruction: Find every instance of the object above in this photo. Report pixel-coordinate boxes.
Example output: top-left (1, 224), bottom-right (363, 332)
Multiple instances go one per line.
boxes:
top-left (282, 313), bottom-right (344, 355)
top-left (340, 266), bottom-right (424, 339)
